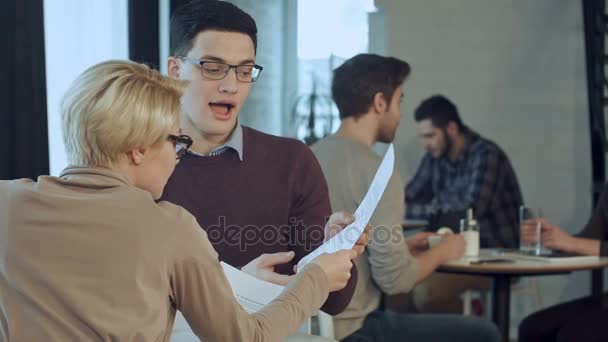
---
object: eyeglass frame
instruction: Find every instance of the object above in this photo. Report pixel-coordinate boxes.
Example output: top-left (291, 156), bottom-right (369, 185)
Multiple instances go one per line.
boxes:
top-left (175, 56), bottom-right (263, 83)
top-left (167, 134), bottom-right (193, 159)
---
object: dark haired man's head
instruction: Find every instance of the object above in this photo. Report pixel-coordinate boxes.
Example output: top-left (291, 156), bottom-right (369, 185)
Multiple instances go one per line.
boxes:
top-left (332, 54), bottom-right (410, 143)
top-left (413, 95), bottom-right (464, 159)
top-left (332, 54), bottom-right (410, 120)
top-left (170, 0), bottom-right (258, 56)
top-left (167, 0), bottom-right (259, 149)
top-left (413, 95), bottom-right (462, 130)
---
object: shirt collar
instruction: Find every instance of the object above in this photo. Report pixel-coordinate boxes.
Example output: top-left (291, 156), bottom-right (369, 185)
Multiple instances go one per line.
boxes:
top-left (188, 123), bottom-right (244, 161)
top-left (57, 166), bottom-right (154, 200)
top-left (440, 125), bottom-right (478, 165)
top-left (458, 126), bottom-right (479, 160)
top-left (59, 166), bottom-right (132, 187)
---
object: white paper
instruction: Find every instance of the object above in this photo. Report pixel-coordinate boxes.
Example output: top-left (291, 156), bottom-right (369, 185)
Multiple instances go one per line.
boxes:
top-left (221, 262), bottom-right (284, 313)
top-left (297, 144), bottom-right (395, 270)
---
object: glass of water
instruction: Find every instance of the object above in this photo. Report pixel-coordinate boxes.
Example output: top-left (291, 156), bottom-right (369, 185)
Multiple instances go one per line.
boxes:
top-left (519, 206), bottom-right (543, 255)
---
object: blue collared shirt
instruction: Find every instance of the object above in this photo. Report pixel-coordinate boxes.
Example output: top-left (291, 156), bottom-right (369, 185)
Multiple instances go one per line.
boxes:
top-left (187, 123), bottom-right (244, 161)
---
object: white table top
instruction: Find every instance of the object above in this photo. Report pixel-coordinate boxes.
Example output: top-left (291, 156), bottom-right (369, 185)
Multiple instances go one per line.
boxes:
top-left (438, 249), bottom-right (608, 275)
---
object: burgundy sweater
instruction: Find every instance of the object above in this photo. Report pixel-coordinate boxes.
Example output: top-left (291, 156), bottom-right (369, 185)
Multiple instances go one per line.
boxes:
top-left (162, 126), bottom-right (356, 314)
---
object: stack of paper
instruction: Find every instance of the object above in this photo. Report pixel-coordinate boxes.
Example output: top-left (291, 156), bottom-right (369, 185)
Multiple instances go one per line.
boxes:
top-left (220, 262), bottom-right (285, 313)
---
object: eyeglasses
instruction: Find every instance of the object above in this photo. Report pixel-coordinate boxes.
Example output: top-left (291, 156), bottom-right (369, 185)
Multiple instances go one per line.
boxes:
top-left (176, 56), bottom-right (263, 83)
top-left (167, 134), bottom-right (193, 159)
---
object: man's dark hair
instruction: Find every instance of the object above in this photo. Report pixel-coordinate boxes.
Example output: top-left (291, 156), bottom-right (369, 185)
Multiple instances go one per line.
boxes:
top-left (170, 0), bottom-right (258, 57)
top-left (413, 95), bottom-right (463, 130)
top-left (332, 53), bottom-right (410, 119)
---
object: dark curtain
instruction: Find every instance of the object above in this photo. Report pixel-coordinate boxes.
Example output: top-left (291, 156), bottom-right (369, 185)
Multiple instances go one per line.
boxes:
top-left (170, 0), bottom-right (192, 14)
top-left (129, 0), bottom-right (160, 68)
top-left (0, 0), bottom-right (49, 180)
top-left (582, 0), bottom-right (606, 296)
top-left (127, 0), bottom-right (197, 69)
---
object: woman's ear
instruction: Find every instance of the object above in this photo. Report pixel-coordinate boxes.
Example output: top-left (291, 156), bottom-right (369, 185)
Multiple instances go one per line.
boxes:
top-left (126, 146), bottom-right (148, 166)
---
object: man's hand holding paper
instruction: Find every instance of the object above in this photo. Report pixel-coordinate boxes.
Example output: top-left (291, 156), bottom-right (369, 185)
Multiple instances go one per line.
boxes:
top-left (324, 211), bottom-right (371, 257)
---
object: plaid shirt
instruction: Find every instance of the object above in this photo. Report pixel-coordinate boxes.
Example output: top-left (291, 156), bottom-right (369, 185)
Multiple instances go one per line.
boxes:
top-left (405, 127), bottom-right (523, 248)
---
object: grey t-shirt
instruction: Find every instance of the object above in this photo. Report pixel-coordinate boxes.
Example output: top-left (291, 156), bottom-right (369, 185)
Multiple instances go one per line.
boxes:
top-left (312, 135), bottom-right (419, 340)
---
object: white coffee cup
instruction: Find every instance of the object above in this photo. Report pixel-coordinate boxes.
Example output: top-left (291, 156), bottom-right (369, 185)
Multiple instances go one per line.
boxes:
top-left (428, 227), bottom-right (454, 248)
top-left (428, 235), bottom-right (442, 248)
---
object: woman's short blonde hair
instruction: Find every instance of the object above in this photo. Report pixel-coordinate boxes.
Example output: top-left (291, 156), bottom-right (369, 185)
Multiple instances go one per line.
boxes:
top-left (61, 60), bottom-right (187, 168)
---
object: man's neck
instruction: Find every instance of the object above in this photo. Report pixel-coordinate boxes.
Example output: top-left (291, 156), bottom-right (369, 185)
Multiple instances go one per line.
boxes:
top-left (447, 131), bottom-right (466, 162)
top-left (182, 122), bottom-right (235, 156)
top-left (335, 115), bottom-right (377, 148)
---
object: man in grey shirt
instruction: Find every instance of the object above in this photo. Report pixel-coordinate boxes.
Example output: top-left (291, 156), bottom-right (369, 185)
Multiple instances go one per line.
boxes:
top-left (312, 54), bottom-right (500, 341)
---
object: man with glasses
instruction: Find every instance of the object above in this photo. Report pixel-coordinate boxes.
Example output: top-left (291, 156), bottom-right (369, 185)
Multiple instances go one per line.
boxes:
top-left (175, 56), bottom-right (263, 83)
top-left (162, 0), bottom-right (360, 328)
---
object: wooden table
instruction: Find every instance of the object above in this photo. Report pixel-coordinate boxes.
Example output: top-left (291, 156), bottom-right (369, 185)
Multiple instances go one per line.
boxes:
top-left (437, 253), bottom-right (608, 341)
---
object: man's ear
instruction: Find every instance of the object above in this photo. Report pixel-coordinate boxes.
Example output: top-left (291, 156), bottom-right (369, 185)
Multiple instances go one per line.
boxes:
top-left (372, 92), bottom-right (387, 114)
top-left (167, 57), bottom-right (180, 79)
top-left (446, 121), bottom-right (459, 137)
top-left (126, 146), bottom-right (148, 166)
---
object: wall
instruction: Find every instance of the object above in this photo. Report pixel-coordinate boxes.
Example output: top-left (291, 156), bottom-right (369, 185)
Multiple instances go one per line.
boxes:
top-left (371, 0), bottom-right (595, 335)
top-left (229, 0), bottom-right (293, 136)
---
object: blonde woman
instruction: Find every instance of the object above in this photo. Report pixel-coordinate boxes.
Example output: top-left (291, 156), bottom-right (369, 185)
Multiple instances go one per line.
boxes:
top-left (0, 60), bottom-right (356, 341)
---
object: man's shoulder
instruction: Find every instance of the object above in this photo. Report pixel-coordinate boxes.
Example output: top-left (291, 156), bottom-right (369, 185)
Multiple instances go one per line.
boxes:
top-left (314, 137), bottom-right (393, 183)
top-left (311, 136), bottom-right (343, 157)
top-left (312, 136), bottom-right (378, 163)
top-left (469, 132), bottom-right (507, 158)
top-left (243, 126), bottom-right (304, 147)
top-left (242, 126), bottom-right (315, 163)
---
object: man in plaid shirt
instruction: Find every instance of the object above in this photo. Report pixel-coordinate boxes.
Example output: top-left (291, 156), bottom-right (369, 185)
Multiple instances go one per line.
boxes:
top-left (406, 95), bottom-right (523, 248)
top-left (405, 95), bottom-right (524, 313)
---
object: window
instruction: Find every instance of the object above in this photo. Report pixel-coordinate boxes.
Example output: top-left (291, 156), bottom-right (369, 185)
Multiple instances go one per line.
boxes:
top-left (293, 0), bottom-right (375, 143)
top-left (44, 0), bottom-right (128, 175)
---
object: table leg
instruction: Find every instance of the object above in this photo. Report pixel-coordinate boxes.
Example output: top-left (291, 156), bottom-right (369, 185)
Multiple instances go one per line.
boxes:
top-left (592, 269), bottom-right (604, 296)
top-left (492, 275), bottom-right (511, 342)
